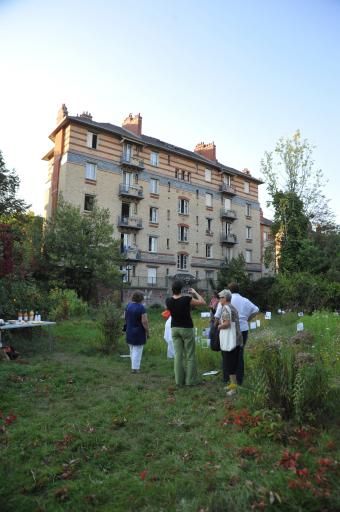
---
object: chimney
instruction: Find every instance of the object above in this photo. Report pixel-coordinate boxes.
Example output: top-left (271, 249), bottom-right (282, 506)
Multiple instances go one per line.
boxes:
top-left (79, 111), bottom-right (93, 120)
top-left (194, 142), bottom-right (216, 161)
top-left (122, 113), bottom-right (142, 136)
top-left (56, 104), bottom-right (68, 124)
top-left (242, 168), bottom-right (251, 176)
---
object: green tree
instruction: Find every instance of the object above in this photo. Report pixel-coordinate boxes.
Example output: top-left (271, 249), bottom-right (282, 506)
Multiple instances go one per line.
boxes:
top-left (261, 130), bottom-right (334, 227)
top-left (0, 150), bottom-right (29, 217)
top-left (217, 254), bottom-right (250, 292)
top-left (43, 198), bottom-right (122, 301)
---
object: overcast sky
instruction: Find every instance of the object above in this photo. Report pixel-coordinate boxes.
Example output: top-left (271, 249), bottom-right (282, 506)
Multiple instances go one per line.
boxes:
top-left (1, 0), bottom-right (340, 223)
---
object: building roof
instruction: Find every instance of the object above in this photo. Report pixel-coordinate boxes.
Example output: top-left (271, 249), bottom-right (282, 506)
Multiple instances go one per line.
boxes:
top-left (48, 114), bottom-right (263, 184)
top-left (261, 216), bottom-right (273, 226)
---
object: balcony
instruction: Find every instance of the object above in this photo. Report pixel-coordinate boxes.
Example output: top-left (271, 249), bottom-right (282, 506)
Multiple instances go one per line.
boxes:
top-left (220, 233), bottom-right (237, 245)
top-left (119, 183), bottom-right (144, 199)
top-left (219, 183), bottom-right (236, 195)
top-left (121, 246), bottom-right (141, 260)
top-left (120, 154), bottom-right (145, 170)
top-left (118, 216), bottom-right (143, 229)
top-left (220, 208), bottom-right (237, 220)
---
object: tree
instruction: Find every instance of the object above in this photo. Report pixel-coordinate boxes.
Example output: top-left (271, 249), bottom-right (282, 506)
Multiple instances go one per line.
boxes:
top-left (43, 198), bottom-right (122, 301)
top-left (0, 150), bottom-right (29, 217)
top-left (217, 254), bottom-right (250, 293)
top-left (261, 131), bottom-right (334, 227)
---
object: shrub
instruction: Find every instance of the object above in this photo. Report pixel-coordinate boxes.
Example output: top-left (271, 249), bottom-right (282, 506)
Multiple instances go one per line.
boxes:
top-left (248, 336), bottom-right (330, 423)
top-left (0, 277), bottom-right (48, 319)
top-left (97, 300), bottom-right (123, 353)
top-left (48, 288), bottom-right (88, 320)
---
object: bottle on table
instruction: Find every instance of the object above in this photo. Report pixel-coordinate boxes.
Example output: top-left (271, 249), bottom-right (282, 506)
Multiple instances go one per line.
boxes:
top-left (18, 310), bottom-right (23, 322)
top-left (29, 310), bottom-right (34, 322)
top-left (23, 310), bottom-right (28, 322)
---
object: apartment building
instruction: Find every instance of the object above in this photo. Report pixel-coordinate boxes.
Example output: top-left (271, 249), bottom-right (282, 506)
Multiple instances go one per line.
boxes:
top-left (260, 209), bottom-right (275, 276)
top-left (43, 105), bottom-right (264, 302)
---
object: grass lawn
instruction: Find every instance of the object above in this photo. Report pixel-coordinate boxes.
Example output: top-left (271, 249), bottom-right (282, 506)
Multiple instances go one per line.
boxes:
top-left (0, 310), bottom-right (339, 511)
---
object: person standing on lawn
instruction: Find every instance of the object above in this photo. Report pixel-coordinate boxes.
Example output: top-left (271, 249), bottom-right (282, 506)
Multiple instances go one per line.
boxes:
top-left (166, 280), bottom-right (206, 386)
top-left (125, 291), bottom-right (149, 373)
top-left (215, 282), bottom-right (259, 384)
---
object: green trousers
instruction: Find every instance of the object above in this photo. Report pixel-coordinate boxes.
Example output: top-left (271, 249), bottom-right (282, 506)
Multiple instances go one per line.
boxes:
top-left (171, 327), bottom-right (199, 386)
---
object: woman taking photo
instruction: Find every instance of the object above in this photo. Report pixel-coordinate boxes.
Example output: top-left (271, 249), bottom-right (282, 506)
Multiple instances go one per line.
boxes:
top-left (166, 280), bottom-right (206, 386)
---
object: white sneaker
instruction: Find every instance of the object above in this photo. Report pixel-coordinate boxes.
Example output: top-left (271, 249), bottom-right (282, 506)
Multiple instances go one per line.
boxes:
top-left (226, 388), bottom-right (236, 396)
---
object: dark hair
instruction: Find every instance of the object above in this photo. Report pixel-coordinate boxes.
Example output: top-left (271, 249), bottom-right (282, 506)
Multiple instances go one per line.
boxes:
top-left (228, 282), bottom-right (240, 294)
top-left (131, 291), bottom-right (145, 303)
top-left (172, 280), bottom-right (184, 294)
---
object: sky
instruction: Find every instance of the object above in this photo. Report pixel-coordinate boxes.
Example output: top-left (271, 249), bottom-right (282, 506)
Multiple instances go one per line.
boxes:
top-left (1, 0), bottom-right (340, 223)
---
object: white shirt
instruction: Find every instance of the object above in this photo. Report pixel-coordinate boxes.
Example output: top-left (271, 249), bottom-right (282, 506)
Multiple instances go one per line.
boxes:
top-left (215, 293), bottom-right (259, 332)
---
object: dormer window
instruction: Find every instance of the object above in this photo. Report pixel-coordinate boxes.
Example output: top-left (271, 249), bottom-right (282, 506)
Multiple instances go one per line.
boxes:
top-left (87, 132), bottom-right (97, 149)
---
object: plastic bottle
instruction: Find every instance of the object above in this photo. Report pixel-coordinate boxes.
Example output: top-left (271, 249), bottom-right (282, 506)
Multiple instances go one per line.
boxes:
top-left (29, 310), bottom-right (34, 322)
top-left (23, 310), bottom-right (28, 322)
top-left (18, 310), bottom-right (23, 322)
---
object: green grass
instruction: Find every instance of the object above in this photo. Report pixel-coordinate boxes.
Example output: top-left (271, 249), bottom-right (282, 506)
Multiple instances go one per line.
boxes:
top-left (0, 311), bottom-right (339, 511)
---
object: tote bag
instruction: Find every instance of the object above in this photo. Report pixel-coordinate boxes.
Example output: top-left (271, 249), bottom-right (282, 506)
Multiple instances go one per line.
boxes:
top-left (219, 305), bottom-right (237, 352)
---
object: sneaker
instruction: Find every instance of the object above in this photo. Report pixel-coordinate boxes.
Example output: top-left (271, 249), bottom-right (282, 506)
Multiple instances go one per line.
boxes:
top-left (131, 369), bottom-right (140, 374)
top-left (226, 388), bottom-right (237, 396)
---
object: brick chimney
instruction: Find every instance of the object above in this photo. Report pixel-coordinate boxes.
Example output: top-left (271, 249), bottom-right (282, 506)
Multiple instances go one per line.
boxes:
top-left (79, 111), bottom-right (93, 120)
top-left (56, 104), bottom-right (68, 124)
top-left (122, 113), bottom-right (142, 136)
top-left (194, 142), bottom-right (216, 161)
top-left (242, 168), bottom-right (251, 176)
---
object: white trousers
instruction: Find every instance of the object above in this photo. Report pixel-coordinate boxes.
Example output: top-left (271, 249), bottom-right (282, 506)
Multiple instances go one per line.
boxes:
top-left (129, 344), bottom-right (144, 370)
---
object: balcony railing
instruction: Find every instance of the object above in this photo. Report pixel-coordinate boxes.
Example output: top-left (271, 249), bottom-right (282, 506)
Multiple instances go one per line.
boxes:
top-left (139, 251), bottom-right (176, 265)
top-left (219, 183), bottom-right (236, 195)
top-left (121, 247), bottom-right (141, 260)
top-left (220, 208), bottom-right (237, 220)
top-left (119, 183), bottom-right (144, 199)
top-left (123, 276), bottom-right (169, 289)
top-left (120, 155), bottom-right (145, 170)
top-left (118, 216), bottom-right (143, 229)
top-left (220, 233), bottom-right (237, 244)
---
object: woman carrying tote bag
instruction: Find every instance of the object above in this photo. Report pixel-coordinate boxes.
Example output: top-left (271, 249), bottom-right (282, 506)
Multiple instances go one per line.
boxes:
top-left (217, 289), bottom-right (243, 396)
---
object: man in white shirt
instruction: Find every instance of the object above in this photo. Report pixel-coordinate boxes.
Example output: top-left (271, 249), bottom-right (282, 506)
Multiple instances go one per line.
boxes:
top-left (215, 282), bottom-right (259, 384)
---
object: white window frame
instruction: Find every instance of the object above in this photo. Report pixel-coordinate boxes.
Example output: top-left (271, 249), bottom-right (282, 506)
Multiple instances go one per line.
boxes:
top-left (206, 218), bottom-right (212, 232)
top-left (150, 151), bottom-right (159, 166)
top-left (223, 174), bottom-right (231, 186)
top-left (147, 267), bottom-right (157, 285)
top-left (84, 194), bottom-right (95, 212)
top-left (150, 178), bottom-right (159, 194)
top-left (178, 226), bottom-right (189, 242)
top-left (246, 203), bottom-right (251, 216)
top-left (177, 254), bottom-right (188, 270)
top-left (178, 199), bottom-right (189, 215)
top-left (85, 162), bottom-right (97, 181)
top-left (87, 132), bottom-right (97, 149)
top-left (244, 181), bottom-right (250, 193)
top-left (245, 249), bottom-right (252, 263)
top-left (206, 244), bottom-right (213, 258)
top-left (224, 197), bottom-right (231, 210)
top-left (123, 143), bottom-right (132, 161)
top-left (205, 169), bottom-right (212, 182)
top-left (149, 207), bottom-right (158, 223)
top-left (205, 192), bottom-right (213, 207)
top-left (148, 236), bottom-right (158, 253)
top-left (246, 226), bottom-right (252, 240)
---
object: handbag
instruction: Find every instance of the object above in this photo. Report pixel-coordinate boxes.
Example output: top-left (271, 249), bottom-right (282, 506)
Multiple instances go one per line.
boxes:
top-left (209, 323), bottom-right (220, 352)
top-left (161, 309), bottom-right (171, 320)
top-left (219, 305), bottom-right (237, 352)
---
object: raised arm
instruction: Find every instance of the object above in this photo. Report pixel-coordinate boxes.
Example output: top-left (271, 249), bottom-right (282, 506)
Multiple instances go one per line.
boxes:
top-left (189, 288), bottom-right (206, 306)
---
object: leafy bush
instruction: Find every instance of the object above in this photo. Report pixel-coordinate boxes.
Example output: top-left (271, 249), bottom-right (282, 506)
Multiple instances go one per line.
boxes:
top-left (0, 277), bottom-right (48, 319)
top-left (248, 336), bottom-right (331, 423)
top-left (97, 300), bottom-right (123, 353)
top-left (48, 288), bottom-right (88, 320)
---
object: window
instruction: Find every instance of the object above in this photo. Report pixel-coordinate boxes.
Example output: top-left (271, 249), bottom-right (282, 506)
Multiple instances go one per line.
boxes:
top-left (195, 270), bottom-right (199, 280)
top-left (150, 178), bottom-right (159, 194)
top-left (167, 209), bottom-right (170, 220)
top-left (181, 169), bottom-right (186, 180)
top-left (85, 162), bottom-right (96, 181)
top-left (225, 247), bottom-right (233, 261)
top-left (123, 143), bottom-right (132, 161)
top-left (206, 244), bottom-right (213, 258)
top-left (175, 169), bottom-right (179, 179)
top-left (196, 189), bottom-right (199, 199)
top-left (168, 181), bottom-right (171, 192)
top-left (246, 203), bottom-right (251, 217)
top-left (147, 267), bottom-right (157, 285)
top-left (223, 174), bottom-right (231, 186)
top-left (178, 226), bottom-right (189, 242)
top-left (224, 197), bottom-right (231, 210)
top-left (206, 218), bottom-right (212, 233)
top-left (205, 193), bottom-right (213, 207)
top-left (148, 236), bottom-right (158, 252)
top-left (167, 154), bottom-right (171, 165)
top-left (123, 171), bottom-right (133, 186)
top-left (196, 243), bottom-right (199, 253)
top-left (244, 181), bottom-right (250, 193)
top-left (87, 132), bottom-right (97, 149)
top-left (225, 222), bottom-right (232, 235)
top-left (150, 152), bottom-right (159, 166)
top-left (84, 194), bottom-right (95, 211)
top-left (205, 169), bottom-right (212, 182)
top-left (177, 254), bottom-right (188, 270)
top-left (246, 226), bottom-right (252, 240)
top-left (206, 270), bottom-right (214, 280)
top-left (166, 238), bottom-right (170, 249)
top-left (178, 198), bottom-right (189, 215)
top-left (187, 172), bottom-right (191, 182)
top-left (245, 249), bottom-right (252, 263)
top-left (149, 207), bottom-right (158, 223)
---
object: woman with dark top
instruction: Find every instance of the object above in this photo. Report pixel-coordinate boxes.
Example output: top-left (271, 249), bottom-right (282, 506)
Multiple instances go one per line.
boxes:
top-left (166, 280), bottom-right (206, 386)
top-left (125, 291), bottom-right (149, 373)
